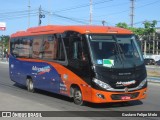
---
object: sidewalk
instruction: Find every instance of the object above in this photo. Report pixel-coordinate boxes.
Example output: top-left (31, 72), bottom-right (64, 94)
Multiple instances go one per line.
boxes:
top-left (0, 58), bottom-right (9, 64)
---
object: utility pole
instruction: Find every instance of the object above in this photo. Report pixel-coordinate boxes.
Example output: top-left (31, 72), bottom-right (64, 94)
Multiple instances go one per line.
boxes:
top-left (38, 5), bottom-right (45, 26)
top-left (28, 0), bottom-right (31, 28)
top-left (38, 5), bottom-right (42, 26)
top-left (102, 20), bottom-right (106, 26)
top-left (130, 0), bottom-right (134, 27)
top-left (90, 0), bottom-right (93, 25)
top-left (48, 0), bottom-right (51, 25)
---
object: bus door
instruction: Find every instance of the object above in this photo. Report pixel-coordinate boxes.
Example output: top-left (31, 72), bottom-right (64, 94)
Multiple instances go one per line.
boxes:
top-left (63, 32), bottom-right (92, 98)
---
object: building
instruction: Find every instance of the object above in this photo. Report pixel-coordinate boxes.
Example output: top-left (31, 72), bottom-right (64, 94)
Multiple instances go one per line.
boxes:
top-left (141, 28), bottom-right (160, 55)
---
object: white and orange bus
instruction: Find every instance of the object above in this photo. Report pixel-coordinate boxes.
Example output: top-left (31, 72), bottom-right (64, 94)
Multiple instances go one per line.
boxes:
top-left (9, 25), bottom-right (147, 105)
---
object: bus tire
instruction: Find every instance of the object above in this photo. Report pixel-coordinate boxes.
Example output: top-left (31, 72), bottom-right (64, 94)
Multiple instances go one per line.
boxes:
top-left (73, 87), bottom-right (83, 105)
top-left (26, 78), bottom-right (34, 93)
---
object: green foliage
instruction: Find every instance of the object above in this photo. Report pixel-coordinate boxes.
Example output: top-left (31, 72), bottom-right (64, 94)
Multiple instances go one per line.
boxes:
top-left (143, 20), bottom-right (157, 35)
top-left (116, 22), bottom-right (128, 29)
top-left (116, 20), bottom-right (157, 38)
top-left (128, 27), bottom-right (145, 37)
top-left (0, 35), bottom-right (10, 52)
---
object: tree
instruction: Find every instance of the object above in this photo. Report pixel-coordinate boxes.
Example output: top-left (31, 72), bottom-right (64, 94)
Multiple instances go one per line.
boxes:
top-left (143, 20), bottom-right (157, 35)
top-left (0, 35), bottom-right (9, 50)
top-left (116, 20), bottom-right (157, 39)
top-left (116, 20), bottom-right (158, 54)
top-left (116, 22), bottom-right (128, 29)
top-left (0, 35), bottom-right (10, 59)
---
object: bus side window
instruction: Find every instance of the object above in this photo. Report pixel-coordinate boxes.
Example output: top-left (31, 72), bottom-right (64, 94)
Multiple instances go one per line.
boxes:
top-left (69, 37), bottom-right (83, 60)
top-left (12, 38), bottom-right (20, 57)
top-left (41, 34), bottom-right (65, 61)
top-left (10, 39), bottom-right (14, 55)
top-left (11, 38), bottom-right (16, 57)
top-left (32, 36), bottom-right (43, 59)
top-left (42, 35), bottom-right (56, 60)
top-left (68, 35), bottom-right (88, 70)
top-left (18, 37), bottom-right (30, 58)
top-left (56, 37), bottom-right (65, 61)
top-left (28, 37), bottom-right (33, 58)
top-left (73, 41), bottom-right (82, 60)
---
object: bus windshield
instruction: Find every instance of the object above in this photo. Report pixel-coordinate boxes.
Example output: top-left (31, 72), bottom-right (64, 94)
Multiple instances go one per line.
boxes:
top-left (88, 34), bottom-right (144, 68)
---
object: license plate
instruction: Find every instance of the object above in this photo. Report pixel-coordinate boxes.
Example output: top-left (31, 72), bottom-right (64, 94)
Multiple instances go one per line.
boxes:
top-left (121, 96), bottom-right (131, 100)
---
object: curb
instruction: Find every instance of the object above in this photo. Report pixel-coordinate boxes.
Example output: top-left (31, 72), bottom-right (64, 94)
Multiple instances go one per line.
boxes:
top-left (147, 76), bottom-right (160, 83)
top-left (148, 79), bottom-right (160, 83)
top-left (0, 62), bottom-right (9, 64)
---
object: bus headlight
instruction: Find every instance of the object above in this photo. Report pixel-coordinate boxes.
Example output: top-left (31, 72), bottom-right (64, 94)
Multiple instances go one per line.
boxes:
top-left (93, 78), bottom-right (111, 90)
top-left (138, 78), bottom-right (147, 88)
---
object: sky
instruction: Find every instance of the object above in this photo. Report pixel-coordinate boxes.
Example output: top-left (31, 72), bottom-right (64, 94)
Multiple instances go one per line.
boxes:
top-left (0, 0), bottom-right (160, 35)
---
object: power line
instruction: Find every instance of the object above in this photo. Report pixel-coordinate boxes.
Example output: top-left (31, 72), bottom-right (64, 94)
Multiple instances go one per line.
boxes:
top-left (93, 0), bottom-right (144, 10)
top-left (93, 0), bottom-right (160, 18)
top-left (54, 14), bottom-right (88, 24)
top-left (0, 8), bottom-right (88, 24)
top-left (0, 9), bottom-right (37, 15)
top-left (43, 0), bottom-right (113, 25)
top-left (0, 0), bottom-right (159, 27)
top-left (136, 0), bottom-right (160, 9)
top-left (0, 9), bottom-right (38, 20)
top-left (0, 13), bottom-right (38, 21)
top-left (0, 12), bottom-right (38, 19)
top-left (54, 0), bottom-right (113, 13)
top-left (134, 20), bottom-right (160, 25)
top-left (43, 10), bottom-right (88, 24)
top-left (0, 8), bottom-right (38, 21)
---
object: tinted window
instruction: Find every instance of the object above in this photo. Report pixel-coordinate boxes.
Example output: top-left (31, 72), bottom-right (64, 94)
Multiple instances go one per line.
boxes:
top-left (10, 34), bottom-right (66, 62)
top-left (42, 35), bottom-right (58, 60)
top-left (56, 37), bottom-right (65, 61)
top-left (20, 37), bottom-right (32, 58)
top-left (32, 36), bottom-right (43, 58)
top-left (11, 38), bottom-right (20, 57)
top-left (89, 34), bottom-right (144, 68)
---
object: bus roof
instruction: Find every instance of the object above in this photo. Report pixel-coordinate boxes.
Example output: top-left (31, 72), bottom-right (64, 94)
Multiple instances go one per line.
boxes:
top-left (11, 25), bottom-right (133, 37)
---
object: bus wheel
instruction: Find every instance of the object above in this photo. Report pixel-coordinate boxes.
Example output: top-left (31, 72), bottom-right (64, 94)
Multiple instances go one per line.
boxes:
top-left (73, 87), bottom-right (83, 105)
top-left (26, 78), bottom-right (34, 92)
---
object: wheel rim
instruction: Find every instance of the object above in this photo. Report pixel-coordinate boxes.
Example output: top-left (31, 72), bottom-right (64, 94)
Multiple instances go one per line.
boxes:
top-left (75, 91), bottom-right (82, 101)
top-left (29, 80), bottom-right (33, 90)
top-left (74, 90), bottom-right (83, 105)
top-left (27, 79), bottom-right (34, 92)
top-left (27, 79), bottom-right (30, 90)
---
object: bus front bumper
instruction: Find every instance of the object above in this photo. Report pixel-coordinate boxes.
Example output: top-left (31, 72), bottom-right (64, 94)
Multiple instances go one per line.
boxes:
top-left (89, 87), bottom-right (147, 103)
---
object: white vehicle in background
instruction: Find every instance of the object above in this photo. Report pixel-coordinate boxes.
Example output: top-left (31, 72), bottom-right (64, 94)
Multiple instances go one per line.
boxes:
top-left (143, 54), bottom-right (160, 62)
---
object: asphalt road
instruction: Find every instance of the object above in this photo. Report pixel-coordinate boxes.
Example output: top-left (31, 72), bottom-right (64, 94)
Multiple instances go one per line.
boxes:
top-left (0, 63), bottom-right (160, 120)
